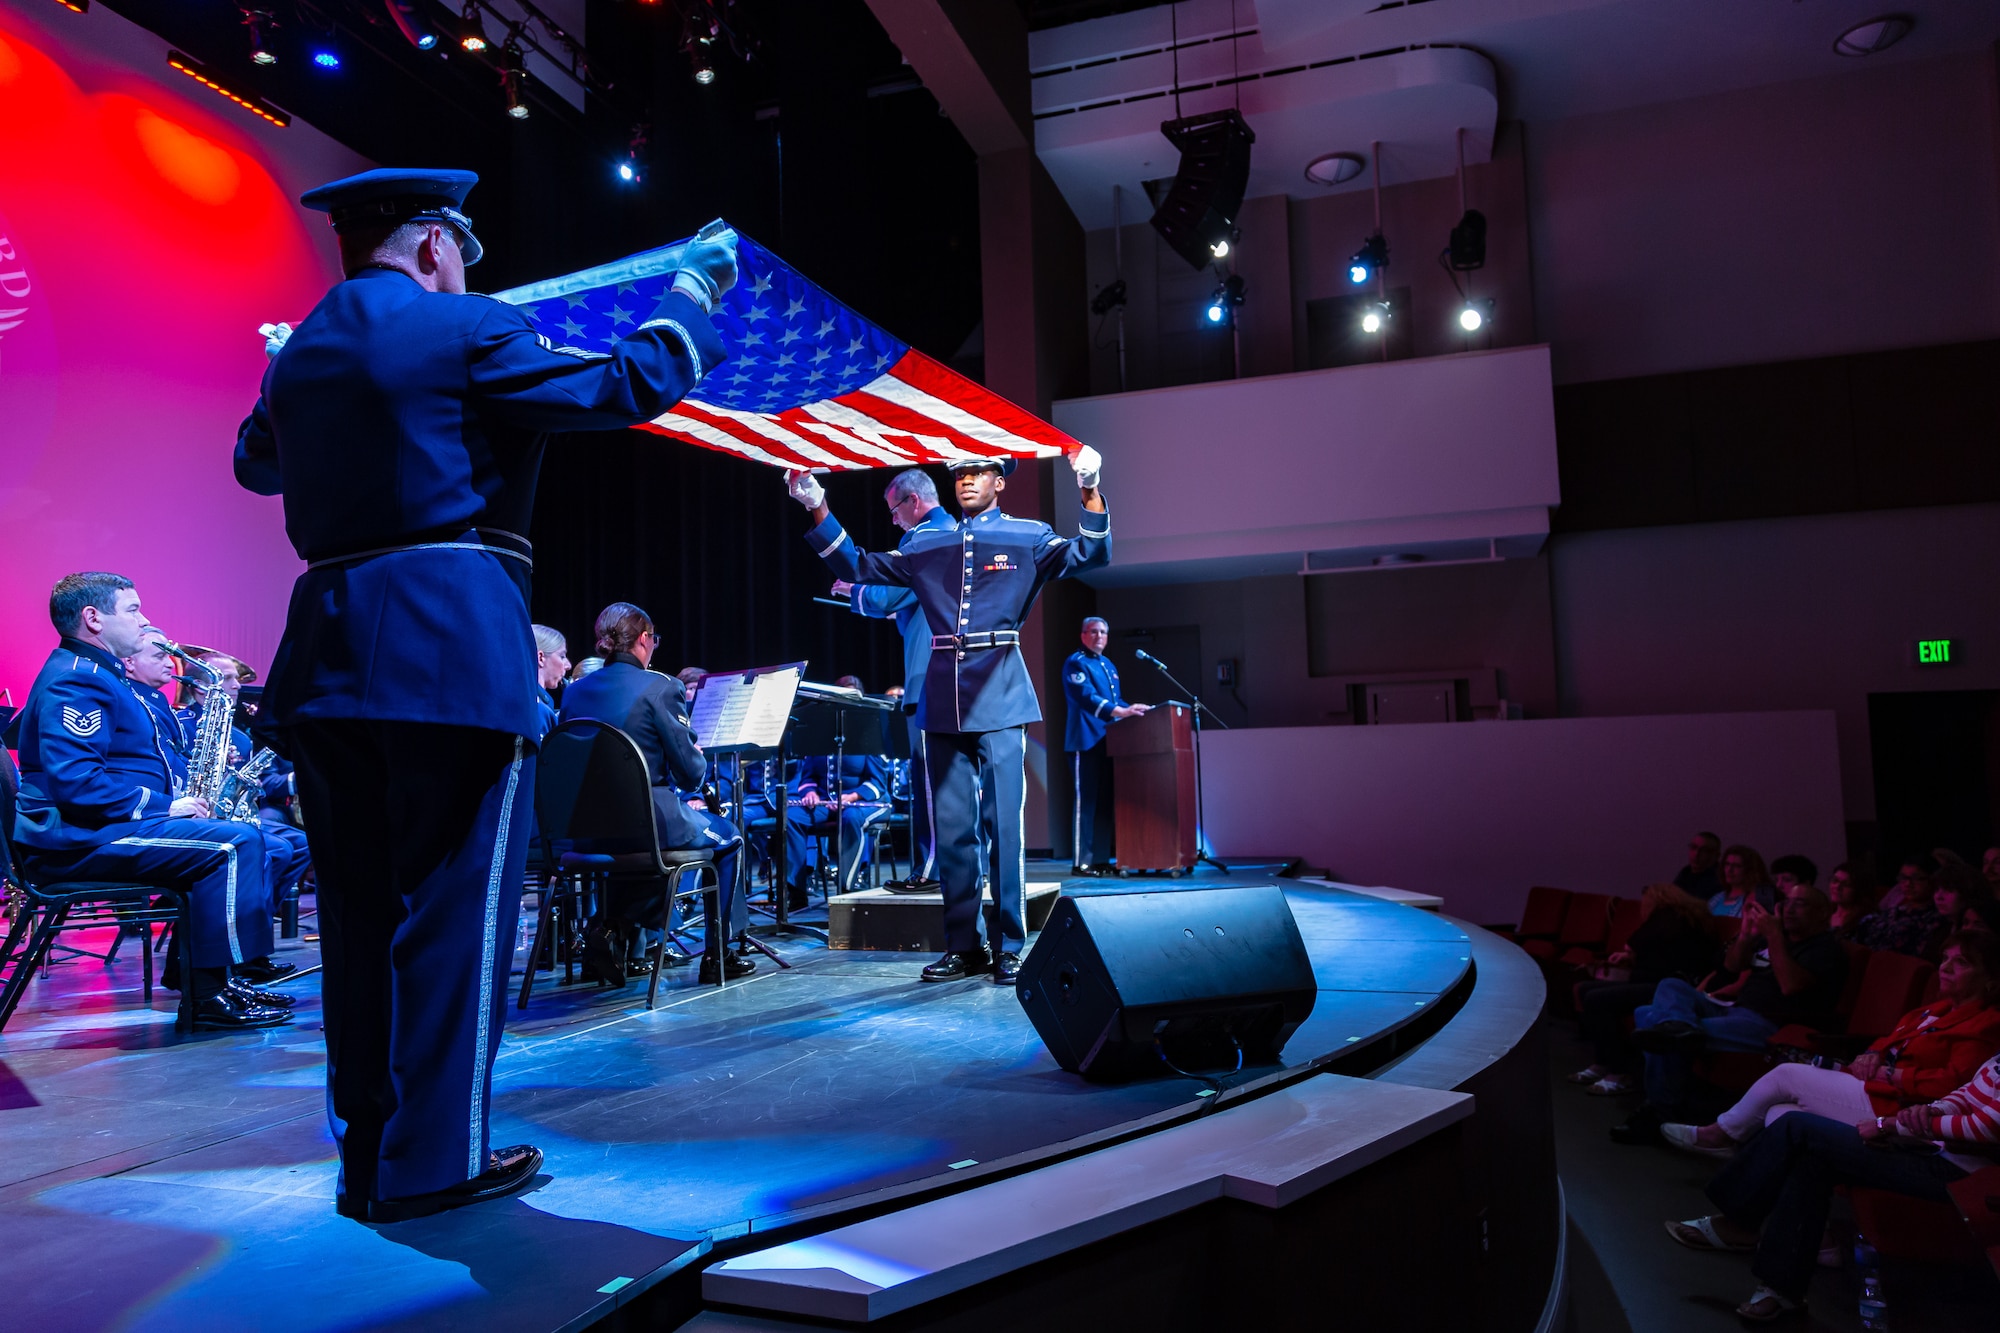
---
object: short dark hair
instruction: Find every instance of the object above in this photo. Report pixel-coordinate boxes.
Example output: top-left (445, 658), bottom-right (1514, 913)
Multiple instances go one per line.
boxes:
top-left (1695, 831), bottom-right (1721, 846)
top-left (336, 220), bottom-right (429, 277)
top-left (1941, 931), bottom-right (2000, 1006)
top-left (49, 572), bottom-right (135, 635)
top-left (1770, 854), bottom-right (1818, 886)
top-left (594, 602), bottom-right (653, 656)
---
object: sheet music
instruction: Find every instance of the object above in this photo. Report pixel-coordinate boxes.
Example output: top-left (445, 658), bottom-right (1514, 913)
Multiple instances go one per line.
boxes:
top-left (688, 663), bottom-right (803, 751)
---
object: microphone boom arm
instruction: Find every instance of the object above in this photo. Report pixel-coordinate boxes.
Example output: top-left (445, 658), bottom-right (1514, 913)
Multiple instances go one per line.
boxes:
top-left (1136, 652), bottom-right (1230, 729)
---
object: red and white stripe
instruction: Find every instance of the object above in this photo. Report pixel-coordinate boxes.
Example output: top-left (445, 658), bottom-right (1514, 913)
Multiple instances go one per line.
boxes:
top-left (638, 349), bottom-right (1078, 472)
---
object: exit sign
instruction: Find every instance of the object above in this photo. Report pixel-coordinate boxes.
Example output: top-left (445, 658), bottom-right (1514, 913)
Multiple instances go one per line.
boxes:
top-left (1917, 639), bottom-right (1953, 665)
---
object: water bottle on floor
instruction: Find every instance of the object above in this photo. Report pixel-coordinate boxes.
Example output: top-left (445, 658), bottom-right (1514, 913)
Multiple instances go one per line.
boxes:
top-left (1858, 1268), bottom-right (1890, 1330)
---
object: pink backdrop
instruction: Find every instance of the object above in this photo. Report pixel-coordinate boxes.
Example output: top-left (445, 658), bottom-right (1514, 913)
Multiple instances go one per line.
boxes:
top-left (0, 5), bottom-right (362, 705)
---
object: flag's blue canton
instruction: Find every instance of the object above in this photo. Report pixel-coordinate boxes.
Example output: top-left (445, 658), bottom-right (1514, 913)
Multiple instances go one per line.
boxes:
top-left (513, 235), bottom-right (910, 416)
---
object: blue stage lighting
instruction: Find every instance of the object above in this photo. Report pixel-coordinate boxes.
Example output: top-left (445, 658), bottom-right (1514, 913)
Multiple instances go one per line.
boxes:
top-left (416, 32), bottom-right (438, 49)
top-left (1205, 300), bottom-right (1225, 324)
top-left (617, 162), bottom-right (636, 183)
top-left (1348, 232), bottom-right (1389, 285)
top-left (312, 50), bottom-right (341, 69)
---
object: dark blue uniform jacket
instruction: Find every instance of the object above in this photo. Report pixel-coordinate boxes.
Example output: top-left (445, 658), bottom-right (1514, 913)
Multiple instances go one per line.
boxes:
top-left (807, 504), bottom-right (1110, 734)
top-left (14, 641), bottom-right (178, 853)
top-left (788, 753), bottom-right (890, 805)
top-left (555, 657), bottom-right (709, 848)
top-left (235, 267), bottom-right (725, 739)
top-left (849, 506), bottom-right (957, 710)
top-left (1062, 650), bottom-right (1127, 753)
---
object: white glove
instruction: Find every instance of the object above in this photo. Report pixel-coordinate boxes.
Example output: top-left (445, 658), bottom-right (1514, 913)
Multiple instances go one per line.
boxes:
top-left (672, 225), bottom-right (740, 313)
top-left (786, 468), bottom-right (825, 509)
top-left (1069, 444), bottom-right (1102, 490)
top-left (258, 322), bottom-right (293, 359)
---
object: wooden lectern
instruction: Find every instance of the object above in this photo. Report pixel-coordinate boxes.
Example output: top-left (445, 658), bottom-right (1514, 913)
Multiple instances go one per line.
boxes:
top-left (1107, 702), bottom-right (1197, 873)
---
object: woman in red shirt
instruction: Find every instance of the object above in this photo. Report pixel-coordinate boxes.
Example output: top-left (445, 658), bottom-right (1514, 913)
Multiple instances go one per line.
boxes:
top-left (1663, 931), bottom-right (2000, 1154)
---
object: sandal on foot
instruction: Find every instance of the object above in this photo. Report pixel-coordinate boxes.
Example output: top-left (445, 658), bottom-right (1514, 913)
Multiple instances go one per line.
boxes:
top-left (1735, 1286), bottom-right (1804, 1322)
top-left (1567, 1065), bottom-right (1609, 1084)
top-left (1587, 1074), bottom-right (1636, 1096)
top-left (1664, 1215), bottom-right (1755, 1253)
top-left (1662, 1122), bottom-right (1736, 1159)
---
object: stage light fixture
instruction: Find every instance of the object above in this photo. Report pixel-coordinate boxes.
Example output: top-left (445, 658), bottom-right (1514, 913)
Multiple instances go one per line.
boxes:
top-left (312, 49), bottom-right (342, 69)
top-left (1209, 238), bottom-right (1230, 260)
top-left (501, 42), bottom-right (529, 119)
top-left (1835, 15), bottom-right (1912, 57)
top-left (1457, 299), bottom-right (1494, 333)
top-left (1205, 296), bottom-right (1226, 324)
top-left (1360, 303), bottom-right (1389, 335)
top-left (167, 49), bottom-right (291, 126)
top-left (693, 58), bottom-right (717, 85)
top-left (1447, 209), bottom-right (1487, 271)
top-left (240, 9), bottom-right (278, 65)
top-left (1348, 232), bottom-right (1388, 285)
top-left (617, 162), bottom-right (635, 182)
top-left (1204, 273), bottom-right (1246, 327)
top-left (1089, 279), bottom-right (1127, 316)
top-left (52, 0), bottom-right (90, 14)
top-left (458, 3), bottom-right (488, 52)
top-left (384, 0), bottom-right (440, 51)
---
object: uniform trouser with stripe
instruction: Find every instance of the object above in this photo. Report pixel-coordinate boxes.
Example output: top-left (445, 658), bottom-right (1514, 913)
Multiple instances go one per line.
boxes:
top-left (260, 818), bottom-right (314, 896)
top-left (289, 719), bottom-right (533, 1207)
top-left (29, 818), bottom-right (274, 968)
top-left (927, 726), bottom-right (1026, 952)
top-left (1071, 741), bottom-right (1113, 867)
top-left (784, 801), bottom-right (893, 894)
top-left (906, 715), bottom-right (935, 880)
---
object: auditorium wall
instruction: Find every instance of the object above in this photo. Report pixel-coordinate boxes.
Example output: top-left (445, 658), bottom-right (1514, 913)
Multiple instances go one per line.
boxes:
top-left (0, 2), bottom-right (363, 699)
top-left (1199, 711), bottom-right (1847, 925)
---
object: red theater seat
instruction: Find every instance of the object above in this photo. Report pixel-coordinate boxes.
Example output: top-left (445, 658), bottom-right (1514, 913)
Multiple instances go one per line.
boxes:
top-left (1852, 1187), bottom-right (1984, 1267)
top-left (1604, 897), bottom-right (1643, 954)
top-left (1501, 886), bottom-right (1570, 955)
top-left (1947, 1167), bottom-right (2000, 1281)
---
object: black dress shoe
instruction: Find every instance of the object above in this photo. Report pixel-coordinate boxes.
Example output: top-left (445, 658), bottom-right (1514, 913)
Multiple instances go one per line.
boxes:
top-left (226, 978), bottom-right (296, 1009)
top-left (1630, 1021), bottom-right (1705, 1055)
top-left (362, 1145), bottom-right (544, 1224)
top-left (190, 989), bottom-right (292, 1030)
top-left (581, 927), bottom-right (629, 988)
top-left (921, 947), bottom-right (992, 982)
top-left (992, 950), bottom-right (1021, 985)
top-left (235, 957), bottom-right (298, 984)
top-left (698, 951), bottom-right (758, 983)
top-left (884, 876), bottom-right (940, 896)
top-left (787, 884), bottom-right (810, 911)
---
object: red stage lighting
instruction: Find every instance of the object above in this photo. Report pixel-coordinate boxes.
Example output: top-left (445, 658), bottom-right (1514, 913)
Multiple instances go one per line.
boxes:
top-left (166, 49), bottom-right (290, 126)
top-left (52, 0), bottom-right (90, 12)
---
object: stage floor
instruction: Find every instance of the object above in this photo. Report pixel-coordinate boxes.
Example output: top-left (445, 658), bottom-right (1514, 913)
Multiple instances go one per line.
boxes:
top-left (0, 871), bottom-right (1472, 1332)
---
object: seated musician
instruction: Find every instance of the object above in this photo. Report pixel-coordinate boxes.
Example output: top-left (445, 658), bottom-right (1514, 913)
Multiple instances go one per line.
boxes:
top-left (175, 649), bottom-right (313, 926)
top-left (532, 625), bottom-right (569, 740)
top-left (555, 604), bottom-right (754, 986)
top-left (779, 676), bottom-right (894, 907)
top-left (14, 574), bottom-right (291, 1027)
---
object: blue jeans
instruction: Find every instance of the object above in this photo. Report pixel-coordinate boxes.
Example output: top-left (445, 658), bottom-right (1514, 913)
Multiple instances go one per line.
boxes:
top-left (1706, 1112), bottom-right (1966, 1298)
top-left (1635, 977), bottom-right (1778, 1110)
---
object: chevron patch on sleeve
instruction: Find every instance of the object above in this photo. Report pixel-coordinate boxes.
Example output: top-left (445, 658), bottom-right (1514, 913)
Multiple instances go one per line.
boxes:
top-left (61, 706), bottom-right (105, 737)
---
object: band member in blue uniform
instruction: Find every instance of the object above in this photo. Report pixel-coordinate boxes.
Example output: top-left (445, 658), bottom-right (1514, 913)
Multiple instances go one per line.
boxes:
top-left (1062, 617), bottom-right (1150, 875)
top-left (789, 447), bottom-right (1109, 984)
top-left (554, 603), bottom-right (752, 986)
top-left (234, 167), bottom-right (736, 1221)
top-left (123, 635), bottom-right (191, 785)
top-left (829, 468), bottom-right (954, 889)
top-left (176, 651), bottom-right (313, 914)
top-left (781, 745), bottom-right (893, 902)
top-left (12, 574), bottom-right (288, 1028)
top-left (532, 625), bottom-right (569, 741)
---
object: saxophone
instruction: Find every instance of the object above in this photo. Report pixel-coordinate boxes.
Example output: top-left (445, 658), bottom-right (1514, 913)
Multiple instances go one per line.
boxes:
top-left (172, 643), bottom-right (277, 824)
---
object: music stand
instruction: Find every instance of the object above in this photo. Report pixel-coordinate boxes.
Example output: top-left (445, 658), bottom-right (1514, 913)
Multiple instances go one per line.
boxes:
top-left (686, 662), bottom-right (815, 945)
top-left (790, 683), bottom-right (899, 900)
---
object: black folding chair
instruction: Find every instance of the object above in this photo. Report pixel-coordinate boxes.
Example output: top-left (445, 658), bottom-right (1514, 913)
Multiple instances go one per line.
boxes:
top-left (0, 833), bottom-right (195, 1035)
top-left (521, 718), bottom-right (724, 1010)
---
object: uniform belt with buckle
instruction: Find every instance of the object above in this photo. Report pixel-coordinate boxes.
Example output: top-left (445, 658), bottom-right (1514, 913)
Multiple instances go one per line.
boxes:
top-left (931, 631), bottom-right (1020, 652)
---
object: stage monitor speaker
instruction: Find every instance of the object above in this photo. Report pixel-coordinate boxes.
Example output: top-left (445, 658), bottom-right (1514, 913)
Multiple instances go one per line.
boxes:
top-left (1016, 885), bottom-right (1317, 1081)
top-left (1148, 108), bottom-right (1256, 271)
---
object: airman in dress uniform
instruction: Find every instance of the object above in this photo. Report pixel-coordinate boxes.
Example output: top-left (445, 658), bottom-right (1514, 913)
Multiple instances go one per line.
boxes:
top-left (11, 574), bottom-right (288, 1027)
top-left (829, 468), bottom-right (956, 888)
top-left (1062, 617), bottom-right (1151, 874)
top-left (234, 167), bottom-right (737, 1221)
top-left (787, 448), bottom-right (1109, 984)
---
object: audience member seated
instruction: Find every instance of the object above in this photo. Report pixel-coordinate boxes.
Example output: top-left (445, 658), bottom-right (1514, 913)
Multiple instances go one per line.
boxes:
top-left (1660, 931), bottom-right (2000, 1156)
top-left (1568, 884), bottom-right (1719, 1095)
top-left (1984, 846), bottom-right (2000, 894)
top-left (1825, 861), bottom-right (1877, 940)
top-left (1768, 853), bottom-right (1816, 892)
top-left (554, 603), bottom-right (753, 986)
top-left (1926, 858), bottom-right (1995, 960)
top-left (1612, 885), bottom-right (1848, 1144)
top-left (1854, 854), bottom-right (1943, 957)
top-left (1708, 845), bottom-right (1777, 919)
top-left (1675, 831), bottom-right (1723, 901)
top-left (1663, 1053), bottom-right (2000, 1322)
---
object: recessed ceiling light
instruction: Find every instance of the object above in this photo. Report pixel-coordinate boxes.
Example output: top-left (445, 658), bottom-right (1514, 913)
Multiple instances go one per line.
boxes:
top-left (1834, 15), bottom-right (1912, 57)
top-left (1305, 152), bottom-right (1366, 186)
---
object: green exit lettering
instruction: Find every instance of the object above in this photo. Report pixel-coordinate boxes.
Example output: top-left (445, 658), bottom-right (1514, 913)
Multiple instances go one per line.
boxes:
top-left (1917, 639), bottom-right (1952, 665)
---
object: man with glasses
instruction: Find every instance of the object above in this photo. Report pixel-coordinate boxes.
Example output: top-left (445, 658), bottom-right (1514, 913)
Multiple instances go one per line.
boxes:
top-left (234, 168), bottom-right (739, 1223)
top-left (829, 468), bottom-right (956, 890)
top-left (1674, 831), bottom-right (1722, 901)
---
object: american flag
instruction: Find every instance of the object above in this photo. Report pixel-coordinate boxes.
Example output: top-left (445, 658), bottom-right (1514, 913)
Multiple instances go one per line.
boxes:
top-left (491, 227), bottom-right (1077, 472)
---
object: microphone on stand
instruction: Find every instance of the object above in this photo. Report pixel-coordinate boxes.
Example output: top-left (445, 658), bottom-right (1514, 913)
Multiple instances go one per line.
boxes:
top-left (1134, 648), bottom-right (1161, 667)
